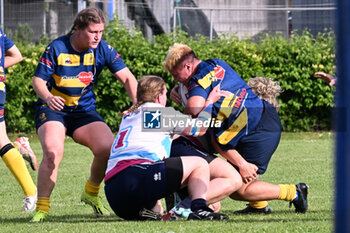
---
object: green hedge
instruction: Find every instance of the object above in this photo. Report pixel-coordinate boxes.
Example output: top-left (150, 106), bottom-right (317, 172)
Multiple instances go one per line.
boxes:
top-left (4, 19), bottom-right (335, 133)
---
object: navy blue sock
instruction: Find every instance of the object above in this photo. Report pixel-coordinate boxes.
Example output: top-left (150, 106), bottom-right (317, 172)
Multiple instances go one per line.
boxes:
top-left (191, 198), bottom-right (207, 212)
top-left (177, 196), bottom-right (191, 209)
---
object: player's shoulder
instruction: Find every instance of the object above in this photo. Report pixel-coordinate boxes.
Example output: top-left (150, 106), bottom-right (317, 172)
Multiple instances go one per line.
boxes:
top-left (45, 35), bottom-right (70, 53)
top-left (98, 39), bottom-right (114, 50)
top-left (50, 35), bottom-right (69, 46)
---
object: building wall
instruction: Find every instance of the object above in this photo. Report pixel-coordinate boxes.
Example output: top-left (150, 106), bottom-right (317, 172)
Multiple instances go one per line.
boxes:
top-left (291, 0), bottom-right (335, 36)
top-left (190, 0), bottom-right (288, 38)
top-left (3, 0), bottom-right (77, 42)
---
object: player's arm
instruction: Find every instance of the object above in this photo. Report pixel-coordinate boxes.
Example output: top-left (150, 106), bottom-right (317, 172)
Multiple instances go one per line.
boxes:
top-left (314, 72), bottom-right (336, 86)
top-left (170, 85), bottom-right (182, 105)
top-left (32, 76), bottom-right (65, 111)
top-left (4, 44), bottom-right (23, 68)
top-left (181, 85), bottom-right (221, 137)
top-left (214, 142), bottom-right (258, 183)
top-left (113, 67), bottom-right (138, 104)
top-left (185, 95), bottom-right (206, 117)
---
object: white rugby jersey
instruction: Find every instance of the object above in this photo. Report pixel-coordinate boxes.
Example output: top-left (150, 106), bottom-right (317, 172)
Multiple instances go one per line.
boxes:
top-left (105, 102), bottom-right (190, 181)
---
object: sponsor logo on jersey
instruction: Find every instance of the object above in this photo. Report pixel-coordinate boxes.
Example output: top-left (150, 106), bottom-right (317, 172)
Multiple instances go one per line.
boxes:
top-left (234, 88), bottom-right (247, 108)
top-left (214, 65), bottom-right (225, 80)
top-left (40, 57), bottom-right (53, 68)
top-left (112, 53), bottom-right (121, 63)
top-left (57, 54), bottom-right (80, 66)
top-left (78, 71), bottom-right (94, 86)
top-left (65, 57), bottom-right (72, 64)
top-left (45, 46), bottom-right (50, 53)
top-left (198, 65), bottom-right (226, 89)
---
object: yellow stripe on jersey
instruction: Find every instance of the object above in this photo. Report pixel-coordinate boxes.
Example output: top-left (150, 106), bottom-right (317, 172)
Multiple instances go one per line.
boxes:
top-left (217, 108), bottom-right (248, 145)
top-left (198, 70), bottom-right (216, 89)
top-left (52, 73), bottom-right (86, 88)
top-left (50, 87), bottom-right (80, 106)
top-left (0, 82), bottom-right (5, 91)
top-left (57, 54), bottom-right (80, 66)
top-left (217, 93), bottom-right (237, 122)
top-left (216, 89), bottom-right (240, 122)
top-left (83, 53), bottom-right (95, 66)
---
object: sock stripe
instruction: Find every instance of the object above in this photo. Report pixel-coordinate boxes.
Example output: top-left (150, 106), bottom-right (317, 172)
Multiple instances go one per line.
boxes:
top-left (0, 143), bottom-right (14, 157)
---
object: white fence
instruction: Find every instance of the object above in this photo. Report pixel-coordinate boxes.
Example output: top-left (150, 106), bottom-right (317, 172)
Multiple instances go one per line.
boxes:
top-left (0, 0), bottom-right (336, 42)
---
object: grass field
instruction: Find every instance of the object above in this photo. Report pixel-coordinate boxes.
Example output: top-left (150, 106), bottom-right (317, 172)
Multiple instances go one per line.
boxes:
top-left (0, 132), bottom-right (334, 233)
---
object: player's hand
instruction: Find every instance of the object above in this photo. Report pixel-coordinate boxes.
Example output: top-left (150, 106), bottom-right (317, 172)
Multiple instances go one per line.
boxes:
top-left (46, 95), bottom-right (65, 111)
top-left (170, 85), bottom-right (182, 105)
top-left (207, 84), bottom-right (221, 104)
top-left (314, 72), bottom-right (336, 86)
top-left (207, 85), bottom-right (230, 104)
top-left (238, 161), bottom-right (258, 184)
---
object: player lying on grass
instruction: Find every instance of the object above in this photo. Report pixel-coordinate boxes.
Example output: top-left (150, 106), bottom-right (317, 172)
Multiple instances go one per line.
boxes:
top-left (164, 43), bottom-right (309, 215)
top-left (104, 75), bottom-right (230, 220)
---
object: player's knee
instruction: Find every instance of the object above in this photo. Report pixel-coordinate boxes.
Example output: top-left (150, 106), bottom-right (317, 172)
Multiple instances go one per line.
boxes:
top-left (232, 177), bottom-right (243, 192)
top-left (219, 176), bottom-right (242, 198)
top-left (195, 157), bottom-right (209, 170)
top-left (230, 184), bottom-right (250, 200)
top-left (92, 143), bottom-right (112, 160)
top-left (42, 147), bottom-right (63, 168)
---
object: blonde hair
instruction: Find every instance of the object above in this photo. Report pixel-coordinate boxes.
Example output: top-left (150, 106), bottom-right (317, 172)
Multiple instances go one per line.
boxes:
top-left (163, 43), bottom-right (196, 72)
top-left (67, 7), bottom-right (105, 36)
top-left (248, 77), bottom-right (282, 111)
top-left (126, 75), bottom-right (166, 114)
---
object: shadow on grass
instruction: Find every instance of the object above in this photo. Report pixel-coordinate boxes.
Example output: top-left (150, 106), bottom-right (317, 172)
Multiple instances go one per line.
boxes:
top-left (0, 214), bottom-right (123, 224)
top-left (0, 209), bottom-right (332, 224)
top-left (222, 209), bottom-right (333, 223)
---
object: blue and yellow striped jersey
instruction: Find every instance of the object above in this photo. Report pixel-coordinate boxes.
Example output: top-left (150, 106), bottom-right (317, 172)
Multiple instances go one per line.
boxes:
top-left (187, 58), bottom-right (263, 149)
top-left (0, 28), bottom-right (15, 82)
top-left (34, 35), bottom-right (126, 112)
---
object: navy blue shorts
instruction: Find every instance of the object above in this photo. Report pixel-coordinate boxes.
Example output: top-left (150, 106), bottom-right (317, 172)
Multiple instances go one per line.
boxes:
top-left (104, 157), bottom-right (183, 220)
top-left (35, 106), bottom-right (105, 137)
top-left (170, 136), bottom-right (217, 163)
top-left (232, 100), bottom-right (282, 174)
top-left (0, 83), bottom-right (6, 123)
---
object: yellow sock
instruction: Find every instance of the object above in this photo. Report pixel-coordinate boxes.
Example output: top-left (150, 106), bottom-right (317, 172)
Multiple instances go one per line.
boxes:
top-left (278, 184), bottom-right (297, 201)
top-left (12, 142), bottom-right (18, 150)
top-left (2, 148), bottom-right (36, 196)
top-left (249, 201), bottom-right (269, 209)
top-left (85, 180), bottom-right (100, 196)
top-left (36, 197), bottom-right (50, 212)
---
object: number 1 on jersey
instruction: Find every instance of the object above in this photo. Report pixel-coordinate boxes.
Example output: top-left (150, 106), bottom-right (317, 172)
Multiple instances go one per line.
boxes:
top-left (112, 126), bottom-right (132, 151)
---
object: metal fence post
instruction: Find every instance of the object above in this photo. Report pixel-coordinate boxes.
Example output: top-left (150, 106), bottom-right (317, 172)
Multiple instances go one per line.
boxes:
top-left (173, 7), bottom-right (176, 38)
top-left (209, 9), bottom-right (213, 40)
top-left (1, 0), bottom-right (4, 29)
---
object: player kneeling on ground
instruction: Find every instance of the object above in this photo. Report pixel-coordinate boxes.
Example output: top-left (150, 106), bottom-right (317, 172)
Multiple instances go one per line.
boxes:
top-left (104, 75), bottom-right (228, 220)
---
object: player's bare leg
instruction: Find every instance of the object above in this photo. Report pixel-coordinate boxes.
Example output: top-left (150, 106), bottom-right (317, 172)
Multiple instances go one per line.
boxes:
top-left (73, 121), bottom-right (114, 217)
top-left (31, 121), bottom-right (65, 222)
